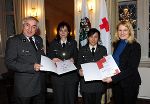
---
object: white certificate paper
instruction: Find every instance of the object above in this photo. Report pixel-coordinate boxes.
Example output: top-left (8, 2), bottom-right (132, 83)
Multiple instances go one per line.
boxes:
top-left (81, 55), bottom-right (120, 81)
top-left (40, 55), bottom-right (77, 75)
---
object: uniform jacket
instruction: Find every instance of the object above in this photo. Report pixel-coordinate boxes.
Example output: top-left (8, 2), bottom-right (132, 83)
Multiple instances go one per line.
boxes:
top-left (112, 41), bottom-right (141, 87)
top-left (5, 33), bottom-right (46, 97)
top-left (48, 38), bottom-right (79, 84)
top-left (78, 44), bottom-right (107, 93)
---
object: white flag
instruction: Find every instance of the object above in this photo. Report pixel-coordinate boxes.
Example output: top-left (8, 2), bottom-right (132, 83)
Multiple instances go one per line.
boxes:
top-left (81, 0), bottom-right (88, 18)
top-left (79, 0), bottom-right (91, 47)
top-left (99, 0), bottom-right (111, 54)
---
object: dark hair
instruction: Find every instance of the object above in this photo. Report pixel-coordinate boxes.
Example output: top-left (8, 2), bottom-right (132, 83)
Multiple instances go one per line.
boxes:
top-left (87, 28), bottom-right (101, 45)
top-left (56, 21), bottom-right (71, 40)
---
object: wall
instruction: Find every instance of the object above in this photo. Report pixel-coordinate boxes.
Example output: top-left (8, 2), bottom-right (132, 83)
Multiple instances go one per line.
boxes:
top-left (45, 0), bottom-right (74, 43)
top-left (138, 67), bottom-right (150, 99)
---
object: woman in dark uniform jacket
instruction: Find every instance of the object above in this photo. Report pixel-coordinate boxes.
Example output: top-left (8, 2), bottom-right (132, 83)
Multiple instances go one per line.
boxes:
top-left (78, 28), bottom-right (107, 104)
top-left (48, 21), bottom-right (79, 104)
top-left (103, 21), bottom-right (141, 104)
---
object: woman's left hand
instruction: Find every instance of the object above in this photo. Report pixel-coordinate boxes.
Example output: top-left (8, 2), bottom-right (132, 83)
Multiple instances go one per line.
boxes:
top-left (70, 58), bottom-right (74, 63)
top-left (102, 77), bottom-right (112, 83)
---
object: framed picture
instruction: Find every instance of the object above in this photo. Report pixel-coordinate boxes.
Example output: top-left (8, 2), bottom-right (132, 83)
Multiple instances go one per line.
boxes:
top-left (118, 1), bottom-right (137, 36)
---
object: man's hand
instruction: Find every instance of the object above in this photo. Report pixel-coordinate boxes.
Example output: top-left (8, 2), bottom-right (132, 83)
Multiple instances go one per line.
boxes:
top-left (34, 63), bottom-right (42, 71)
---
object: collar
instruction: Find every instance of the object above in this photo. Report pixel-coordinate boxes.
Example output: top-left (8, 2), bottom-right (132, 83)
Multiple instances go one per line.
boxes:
top-left (60, 39), bottom-right (67, 44)
top-left (89, 44), bottom-right (97, 52)
top-left (25, 36), bottom-right (36, 42)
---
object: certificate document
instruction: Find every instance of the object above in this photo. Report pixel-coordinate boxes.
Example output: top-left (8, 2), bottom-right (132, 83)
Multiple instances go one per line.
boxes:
top-left (40, 55), bottom-right (77, 75)
top-left (81, 55), bottom-right (120, 81)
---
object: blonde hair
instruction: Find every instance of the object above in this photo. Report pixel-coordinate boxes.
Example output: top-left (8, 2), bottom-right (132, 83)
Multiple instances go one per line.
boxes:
top-left (22, 16), bottom-right (39, 26)
top-left (113, 21), bottom-right (135, 44)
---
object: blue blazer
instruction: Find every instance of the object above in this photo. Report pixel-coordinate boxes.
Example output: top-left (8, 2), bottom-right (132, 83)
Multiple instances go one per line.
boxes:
top-left (112, 41), bottom-right (141, 87)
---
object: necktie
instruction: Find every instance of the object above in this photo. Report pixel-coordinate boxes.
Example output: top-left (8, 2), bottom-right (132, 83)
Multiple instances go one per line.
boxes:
top-left (29, 37), bottom-right (37, 51)
top-left (92, 47), bottom-right (95, 56)
top-left (62, 43), bottom-right (66, 48)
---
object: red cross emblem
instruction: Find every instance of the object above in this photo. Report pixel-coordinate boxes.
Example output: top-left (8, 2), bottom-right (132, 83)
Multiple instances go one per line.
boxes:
top-left (96, 57), bottom-right (106, 69)
top-left (99, 17), bottom-right (109, 32)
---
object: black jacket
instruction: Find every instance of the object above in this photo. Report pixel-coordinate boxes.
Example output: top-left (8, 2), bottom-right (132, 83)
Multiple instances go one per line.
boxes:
top-left (48, 38), bottom-right (79, 84)
top-left (112, 41), bottom-right (141, 87)
top-left (78, 44), bottom-right (107, 93)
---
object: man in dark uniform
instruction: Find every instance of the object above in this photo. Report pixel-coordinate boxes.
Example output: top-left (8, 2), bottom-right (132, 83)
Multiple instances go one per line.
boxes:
top-left (5, 16), bottom-right (46, 104)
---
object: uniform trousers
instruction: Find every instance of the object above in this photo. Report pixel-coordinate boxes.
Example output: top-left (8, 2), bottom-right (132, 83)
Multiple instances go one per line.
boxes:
top-left (52, 82), bottom-right (78, 104)
top-left (15, 93), bottom-right (45, 104)
top-left (82, 92), bottom-right (103, 104)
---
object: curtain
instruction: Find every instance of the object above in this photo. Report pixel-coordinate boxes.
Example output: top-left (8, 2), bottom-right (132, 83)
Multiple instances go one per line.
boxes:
top-left (13, 0), bottom-right (27, 34)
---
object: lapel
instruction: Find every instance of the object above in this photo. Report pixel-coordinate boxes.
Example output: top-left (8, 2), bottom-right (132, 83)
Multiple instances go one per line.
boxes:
top-left (34, 36), bottom-right (40, 51)
top-left (85, 45), bottom-right (93, 55)
top-left (94, 45), bottom-right (103, 57)
top-left (65, 40), bottom-right (72, 49)
top-left (19, 34), bottom-right (31, 46)
top-left (19, 34), bottom-right (38, 53)
top-left (86, 45), bottom-right (100, 55)
top-left (95, 45), bottom-right (99, 54)
top-left (57, 41), bottom-right (63, 49)
top-left (84, 45), bottom-right (97, 62)
top-left (56, 40), bottom-right (72, 49)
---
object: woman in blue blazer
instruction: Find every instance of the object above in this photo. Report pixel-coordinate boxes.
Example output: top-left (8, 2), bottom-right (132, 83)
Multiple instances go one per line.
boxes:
top-left (103, 21), bottom-right (141, 104)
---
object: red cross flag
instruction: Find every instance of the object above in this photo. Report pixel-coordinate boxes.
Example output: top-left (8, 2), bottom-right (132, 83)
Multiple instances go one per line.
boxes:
top-left (99, 0), bottom-right (111, 54)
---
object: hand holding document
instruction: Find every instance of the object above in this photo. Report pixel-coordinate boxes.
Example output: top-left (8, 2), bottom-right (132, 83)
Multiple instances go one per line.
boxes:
top-left (81, 55), bottom-right (120, 81)
top-left (40, 55), bottom-right (77, 75)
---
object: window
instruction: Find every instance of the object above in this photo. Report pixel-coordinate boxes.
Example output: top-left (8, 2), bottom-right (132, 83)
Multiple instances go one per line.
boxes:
top-left (118, 1), bottom-right (137, 37)
top-left (0, 0), bottom-right (15, 57)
